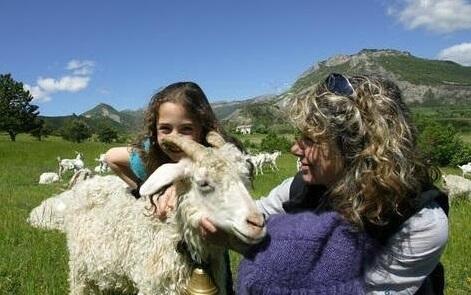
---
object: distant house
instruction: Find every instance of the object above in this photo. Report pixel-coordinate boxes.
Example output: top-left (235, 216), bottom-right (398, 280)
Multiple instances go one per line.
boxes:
top-left (235, 125), bottom-right (252, 135)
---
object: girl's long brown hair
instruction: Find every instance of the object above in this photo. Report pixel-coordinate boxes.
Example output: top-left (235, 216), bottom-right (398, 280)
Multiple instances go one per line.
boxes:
top-left (133, 81), bottom-right (243, 177)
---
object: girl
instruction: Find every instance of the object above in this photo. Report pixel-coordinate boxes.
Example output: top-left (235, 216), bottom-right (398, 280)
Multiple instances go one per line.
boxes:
top-left (105, 81), bottom-right (242, 294)
top-left (105, 81), bottom-right (243, 210)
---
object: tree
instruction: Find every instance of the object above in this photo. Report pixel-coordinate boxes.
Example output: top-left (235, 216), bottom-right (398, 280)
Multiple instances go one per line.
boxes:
top-left (30, 118), bottom-right (52, 141)
top-left (61, 119), bottom-right (92, 143)
top-left (97, 125), bottom-right (118, 143)
top-left (0, 73), bottom-right (39, 141)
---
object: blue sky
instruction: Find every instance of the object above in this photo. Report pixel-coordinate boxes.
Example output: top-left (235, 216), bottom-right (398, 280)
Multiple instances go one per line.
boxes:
top-left (1, 0), bottom-right (470, 116)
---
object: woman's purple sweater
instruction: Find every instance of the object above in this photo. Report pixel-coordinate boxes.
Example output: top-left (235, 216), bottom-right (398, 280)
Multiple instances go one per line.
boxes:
top-left (237, 211), bottom-right (374, 294)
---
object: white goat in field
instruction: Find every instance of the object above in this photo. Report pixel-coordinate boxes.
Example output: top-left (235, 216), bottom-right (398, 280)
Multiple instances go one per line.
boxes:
top-left (246, 151), bottom-right (282, 175)
top-left (246, 153), bottom-right (266, 175)
top-left (264, 150), bottom-right (281, 171)
top-left (28, 132), bottom-right (266, 295)
top-left (57, 152), bottom-right (84, 178)
top-left (93, 153), bottom-right (110, 174)
top-left (457, 163), bottom-right (471, 178)
top-left (38, 172), bottom-right (60, 184)
top-left (442, 174), bottom-right (471, 201)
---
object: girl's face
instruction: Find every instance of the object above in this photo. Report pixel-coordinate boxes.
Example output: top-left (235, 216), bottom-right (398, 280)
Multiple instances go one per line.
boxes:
top-left (156, 102), bottom-right (202, 161)
top-left (290, 135), bottom-right (342, 186)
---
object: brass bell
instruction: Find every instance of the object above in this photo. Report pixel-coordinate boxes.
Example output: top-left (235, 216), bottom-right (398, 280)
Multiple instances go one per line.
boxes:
top-left (186, 267), bottom-right (218, 295)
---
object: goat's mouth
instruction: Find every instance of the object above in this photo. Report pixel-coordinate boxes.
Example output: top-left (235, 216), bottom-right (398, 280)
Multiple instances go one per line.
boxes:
top-left (232, 225), bottom-right (266, 245)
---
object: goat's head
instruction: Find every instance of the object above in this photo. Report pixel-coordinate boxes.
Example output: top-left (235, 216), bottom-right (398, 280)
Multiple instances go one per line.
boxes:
top-left (140, 132), bottom-right (266, 247)
top-left (74, 151), bottom-right (83, 160)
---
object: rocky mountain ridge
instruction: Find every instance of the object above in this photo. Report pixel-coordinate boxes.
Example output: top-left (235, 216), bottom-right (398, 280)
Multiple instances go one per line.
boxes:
top-left (43, 48), bottom-right (471, 133)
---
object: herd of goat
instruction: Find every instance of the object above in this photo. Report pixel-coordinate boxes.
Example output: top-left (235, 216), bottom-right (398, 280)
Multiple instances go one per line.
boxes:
top-left (38, 150), bottom-right (471, 201)
top-left (38, 152), bottom-right (110, 186)
top-left (38, 149), bottom-right (283, 187)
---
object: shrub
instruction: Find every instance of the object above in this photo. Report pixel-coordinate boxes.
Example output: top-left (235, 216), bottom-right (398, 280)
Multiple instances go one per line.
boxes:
top-left (97, 125), bottom-right (118, 143)
top-left (451, 144), bottom-right (471, 166)
top-left (60, 119), bottom-right (92, 143)
top-left (418, 120), bottom-right (463, 166)
top-left (260, 132), bottom-right (291, 152)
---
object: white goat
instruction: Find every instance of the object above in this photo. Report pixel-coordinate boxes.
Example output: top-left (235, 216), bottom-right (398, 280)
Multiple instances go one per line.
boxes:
top-left (58, 152), bottom-right (84, 178)
top-left (94, 153), bottom-right (110, 174)
top-left (442, 174), bottom-right (471, 201)
top-left (264, 150), bottom-right (281, 171)
top-left (296, 157), bottom-right (302, 171)
top-left (29, 132), bottom-right (266, 295)
top-left (246, 153), bottom-right (266, 175)
top-left (246, 151), bottom-right (282, 175)
top-left (457, 163), bottom-right (471, 178)
top-left (38, 172), bottom-right (60, 184)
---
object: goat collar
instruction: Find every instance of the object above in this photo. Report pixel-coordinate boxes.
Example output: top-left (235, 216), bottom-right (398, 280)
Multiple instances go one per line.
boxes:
top-left (176, 240), bottom-right (210, 270)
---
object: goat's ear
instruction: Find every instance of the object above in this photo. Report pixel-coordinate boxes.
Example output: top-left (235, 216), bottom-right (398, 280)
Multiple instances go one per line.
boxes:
top-left (139, 158), bottom-right (192, 197)
top-left (206, 131), bottom-right (226, 148)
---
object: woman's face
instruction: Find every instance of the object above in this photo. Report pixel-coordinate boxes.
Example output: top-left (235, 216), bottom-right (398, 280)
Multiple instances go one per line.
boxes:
top-left (156, 102), bottom-right (202, 161)
top-left (291, 135), bottom-right (342, 186)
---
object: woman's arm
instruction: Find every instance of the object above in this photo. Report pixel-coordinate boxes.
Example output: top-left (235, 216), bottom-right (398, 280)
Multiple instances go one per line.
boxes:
top-left (254, 176), bottom-right (294, 216)
top-left (364, 202), bottom-right (449, 294)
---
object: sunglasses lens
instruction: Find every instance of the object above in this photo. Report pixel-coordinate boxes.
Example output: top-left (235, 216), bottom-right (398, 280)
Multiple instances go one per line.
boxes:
top-left (326, 73), bottom-right (354, 96)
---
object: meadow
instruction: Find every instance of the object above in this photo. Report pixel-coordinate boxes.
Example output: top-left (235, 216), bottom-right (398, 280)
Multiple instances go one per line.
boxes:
top-left (0, 134), bottom-right (470, 294)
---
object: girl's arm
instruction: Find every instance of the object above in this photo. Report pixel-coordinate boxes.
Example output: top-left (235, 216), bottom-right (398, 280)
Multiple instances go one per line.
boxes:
top-left (105, 147), bottom-right (140, 189)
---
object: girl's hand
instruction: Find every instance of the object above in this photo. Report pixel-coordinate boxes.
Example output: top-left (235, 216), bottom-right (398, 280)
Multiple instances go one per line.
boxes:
top-left (155, 185), bottom-right (177, 220)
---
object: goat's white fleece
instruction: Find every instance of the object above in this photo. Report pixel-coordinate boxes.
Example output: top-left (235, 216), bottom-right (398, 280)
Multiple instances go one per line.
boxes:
top-left (28, 135), bottom-right (262, 295)
top-left (29, 176), bottom-right (227, 295)
top-left (28, 175), bottom-right (127, 231)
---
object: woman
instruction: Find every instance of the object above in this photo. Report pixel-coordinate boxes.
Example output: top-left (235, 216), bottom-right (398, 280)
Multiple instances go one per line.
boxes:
top-left (236, 73), bottom-right (448, 294)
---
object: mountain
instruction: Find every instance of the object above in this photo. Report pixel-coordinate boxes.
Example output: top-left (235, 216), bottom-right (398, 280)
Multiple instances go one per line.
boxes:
top-left (82, 103), bottom-right (122, 123)
top-left (82, 103), bottom-right (145, 132)
top-left (41, 49), bottom-right (471, 134)
top-left (284, 49), bottom-right (471, 106)
top-left (40, 103), bottom-right (145, 135)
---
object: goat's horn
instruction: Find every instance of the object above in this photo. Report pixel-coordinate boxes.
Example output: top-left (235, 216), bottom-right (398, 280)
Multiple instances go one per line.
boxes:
top-left (206, 131), bottom-right (226, 148)
top-left (162, 134), bottom-right (206, 161)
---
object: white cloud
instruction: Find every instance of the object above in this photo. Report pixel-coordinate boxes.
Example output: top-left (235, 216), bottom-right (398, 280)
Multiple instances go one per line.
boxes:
top-left (437, 42), bottom-right (471, 66)
top-left (24, 84), bottom-right (51, 103)
top-left (37, 76), bottom-right (89, 92)
top-left (26, 59), bottom-right (94, 103)
top-left (389, 0), bottom-right (471, 33)
top-left (66, 59), bottom-right (95, 75)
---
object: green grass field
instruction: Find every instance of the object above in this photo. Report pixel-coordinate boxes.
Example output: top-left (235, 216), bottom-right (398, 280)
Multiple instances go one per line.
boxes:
top-left (0, 134), bottom-right (470, 294)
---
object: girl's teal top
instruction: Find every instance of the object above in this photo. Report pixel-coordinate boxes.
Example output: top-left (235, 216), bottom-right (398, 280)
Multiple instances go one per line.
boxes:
top-left (129, 138), bottom-right (151, 183)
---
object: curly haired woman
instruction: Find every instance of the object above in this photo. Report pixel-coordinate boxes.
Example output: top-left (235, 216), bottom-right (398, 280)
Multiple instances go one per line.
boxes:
top-left (236, 74), bottom-right (449, 294)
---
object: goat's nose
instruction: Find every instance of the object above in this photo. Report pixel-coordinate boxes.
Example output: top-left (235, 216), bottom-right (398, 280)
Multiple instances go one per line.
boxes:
top-left (246, 212), bottom-right (265, 229)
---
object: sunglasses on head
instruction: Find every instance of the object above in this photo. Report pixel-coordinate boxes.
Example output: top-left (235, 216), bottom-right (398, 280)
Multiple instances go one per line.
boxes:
top-left (325, 73), bottom-right (355, 97)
